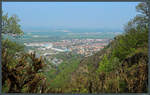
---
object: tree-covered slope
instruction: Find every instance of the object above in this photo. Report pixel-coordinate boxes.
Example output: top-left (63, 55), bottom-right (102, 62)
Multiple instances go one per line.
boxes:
top-left (65, 2), bottom-right (149, 93)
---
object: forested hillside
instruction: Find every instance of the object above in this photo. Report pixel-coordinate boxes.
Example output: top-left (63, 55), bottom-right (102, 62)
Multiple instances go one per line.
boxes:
top-left (66, 2), bottom-right (149, 93)
top-left (2, 2), bottom-right (149, 93)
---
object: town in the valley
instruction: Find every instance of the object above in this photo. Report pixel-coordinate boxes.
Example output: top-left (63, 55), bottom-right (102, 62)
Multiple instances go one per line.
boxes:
top-left (24, 38), bottom-right (111, 66)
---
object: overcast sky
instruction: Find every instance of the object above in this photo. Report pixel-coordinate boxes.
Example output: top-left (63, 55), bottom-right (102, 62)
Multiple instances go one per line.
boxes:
top-left (2, 2), bottom-right (140, 31)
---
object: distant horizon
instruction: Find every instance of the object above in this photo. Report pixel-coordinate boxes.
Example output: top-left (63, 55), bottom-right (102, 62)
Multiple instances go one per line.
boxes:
top-left (2, 2), bottom-right (139, 32)
top-left (22, 26), bottom-right (124, 32)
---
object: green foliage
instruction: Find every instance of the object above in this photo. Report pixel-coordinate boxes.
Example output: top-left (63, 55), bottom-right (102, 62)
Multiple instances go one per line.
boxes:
top-left (113, 26), bottom-right (148, 61)
top-left (96, 53), bottom-right (120, 73)
top-left (2, 40), bottom-right (48, 93)
top-left (112, 2), bottom-right (148, 61)
top-left (97, 55), bottom-right (112, 73)
top-left (2, 38), bottom-right (24, 53)
top-left (2, 12), bottom-right (48, 93)
top-left (47, 56), bottom-right (81, 88)
top-left (2, 12), bottom-right (23, 35)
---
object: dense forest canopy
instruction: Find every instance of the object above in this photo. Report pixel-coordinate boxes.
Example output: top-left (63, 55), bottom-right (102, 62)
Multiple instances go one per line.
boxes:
top-left (2, 2), bottom-right (149, 93)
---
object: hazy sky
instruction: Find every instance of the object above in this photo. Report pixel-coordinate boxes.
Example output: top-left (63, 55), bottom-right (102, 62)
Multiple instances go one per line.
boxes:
top-left (2, 2), bottom-right (140, 30)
